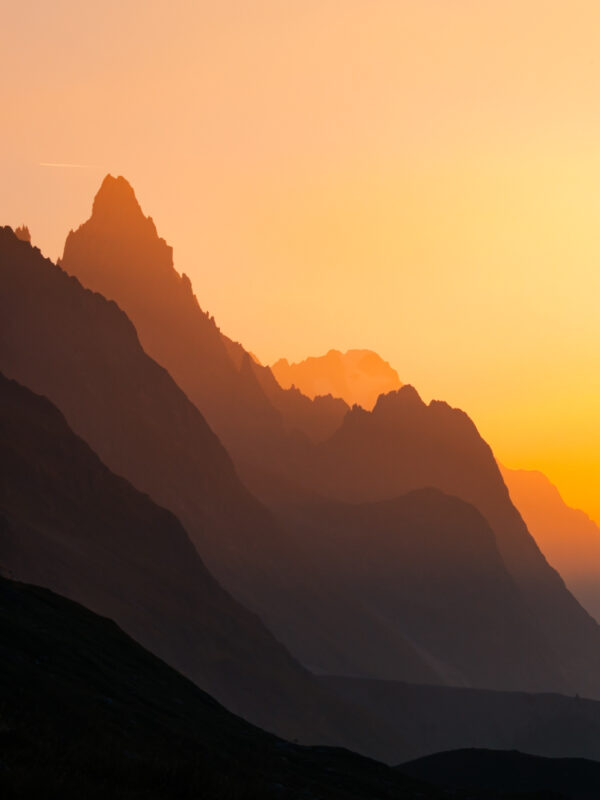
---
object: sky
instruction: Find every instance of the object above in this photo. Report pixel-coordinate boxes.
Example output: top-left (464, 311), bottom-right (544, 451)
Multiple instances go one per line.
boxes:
top-left (2, 1), bottom-right (600, 522)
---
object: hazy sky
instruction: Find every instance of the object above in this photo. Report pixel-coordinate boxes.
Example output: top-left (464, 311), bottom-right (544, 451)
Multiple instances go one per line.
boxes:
top-left (3, 1), bottom-right (600, 521)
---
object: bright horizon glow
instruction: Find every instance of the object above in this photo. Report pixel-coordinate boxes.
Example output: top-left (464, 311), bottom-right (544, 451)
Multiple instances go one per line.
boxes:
top-left (2, 1), bottom-right (599, 523)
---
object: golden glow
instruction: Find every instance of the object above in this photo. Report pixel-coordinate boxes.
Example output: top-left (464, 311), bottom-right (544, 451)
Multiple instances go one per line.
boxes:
top-left (3, 1), bottom-right (600, 521)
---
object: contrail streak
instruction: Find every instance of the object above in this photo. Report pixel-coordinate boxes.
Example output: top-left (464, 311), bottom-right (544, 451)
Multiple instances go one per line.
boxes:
top-left (39, 162), bottom-right (101, 169)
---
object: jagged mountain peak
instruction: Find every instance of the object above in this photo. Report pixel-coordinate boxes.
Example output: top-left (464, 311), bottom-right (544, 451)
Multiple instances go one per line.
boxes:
top-left (92, 174), bottom-right (144, 220)
top-left (271, 348), bottom-right (402, 410)
top-left (14, 224), bottom-right (31, 243)
top-left (372, 385), bottom-right (424, 415)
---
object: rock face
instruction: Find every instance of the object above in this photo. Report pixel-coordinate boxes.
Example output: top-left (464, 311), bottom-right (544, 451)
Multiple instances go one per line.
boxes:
top-left (501, 465), bottom-right (600, 623)
top-left (272, 348), bottom-right (402, 410)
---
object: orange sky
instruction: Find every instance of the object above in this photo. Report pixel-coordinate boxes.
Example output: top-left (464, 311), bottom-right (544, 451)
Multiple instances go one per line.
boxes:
top-left (2, 1), bottom-right (600, 522)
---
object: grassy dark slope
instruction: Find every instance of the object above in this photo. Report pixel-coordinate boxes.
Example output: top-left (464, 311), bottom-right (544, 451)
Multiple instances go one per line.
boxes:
top-left (0, 575), bottom-right (460, 800)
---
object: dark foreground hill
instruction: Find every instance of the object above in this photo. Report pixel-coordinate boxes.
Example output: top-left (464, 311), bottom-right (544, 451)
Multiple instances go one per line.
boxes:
top-left (0, 575), bottom-right (442, 800)
top-left (400, 749), bottom-right (600, 800)
top-left (0, 576), bottom-right (566, 799)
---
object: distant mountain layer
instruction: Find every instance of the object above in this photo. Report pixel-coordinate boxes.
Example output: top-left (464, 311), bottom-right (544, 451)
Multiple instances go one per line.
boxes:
top-left (278, 386), bottom-right (600, 698)
top-left (400, 749), bottom-right (600, 800)
top-left (272, 348), bottom-right (402, 410)
top-left (501, 465), bottom-right (600, 623)
top-left (264, 490), bottom-right (558, 692)
top-left (0, 575), bottom-right (449, 800)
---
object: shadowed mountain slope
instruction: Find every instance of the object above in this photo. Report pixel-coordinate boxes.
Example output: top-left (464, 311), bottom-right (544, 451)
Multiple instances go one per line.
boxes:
top-left (224, 334), bottom-right (349, 443)
top-left (264, 489), bottom-right (558, 691)
top-left (400, 749), bottom-right (600, 800)
top-left (288, 386), bottom-right (600, 698)
top-left (272, 348), bottom-right (402, 410)
top-left (0, 575), bottom-right (461, 800)
top-left (0, 371), bottom-right (394, 753)
top-left (501, 465), bottom-right (600, 623)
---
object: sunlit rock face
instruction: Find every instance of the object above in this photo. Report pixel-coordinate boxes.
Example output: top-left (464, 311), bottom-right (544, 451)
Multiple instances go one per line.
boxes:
top-left (272, 348), bottom-right (402, 410)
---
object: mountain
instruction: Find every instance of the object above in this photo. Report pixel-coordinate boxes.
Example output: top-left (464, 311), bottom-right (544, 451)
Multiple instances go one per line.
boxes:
top-left (501, 466), bottom-right (600, 623)
top-left (400, 749), bottom-right (600, 800)
top-left (59, 175), bottom-right (346, 454)
top-left (325, 676), bottom-right (600, 764)
top-left (224, 335), bottom-right (350, 443)
top-left (272, 348), bottom-right (402, 410)
top-left (263, 489), bottom-right (558, 691)
top-left (52, 181), bottom-right (600, 696)
top-left (281, 387), bottom-right (600, 698)
top-left (0, 230), bottom-right (407, 756)
top-left (0, 370), bottom-right (394, 754)
top-left (3, 227), bottom-right (448, 702)
top-left (0, 574), bottom-right (588, 797)
top-left (14, 224), bottom-right (30, 243)
top-left (0, 575), bottom-right (456, 800)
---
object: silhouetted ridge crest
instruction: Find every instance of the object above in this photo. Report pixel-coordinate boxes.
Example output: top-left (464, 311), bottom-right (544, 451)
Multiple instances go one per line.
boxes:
top-left (14, 224), bottom-right (31, 243)
top-left (61, 175), bottom-right (349, 456)
top-left (271, 348), bottom-right (401, 410)
top-left (92, 174), bottom-right (146, 223)
top-left (372, 385), bottom-right (424, 415)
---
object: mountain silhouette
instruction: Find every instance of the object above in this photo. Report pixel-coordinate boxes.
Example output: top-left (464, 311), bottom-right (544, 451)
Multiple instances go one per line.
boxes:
top-left (264, 489), bottom-right (561, 691)
top-left (272, 348), bottom-right (402, 410)
top-left (2, 226), bottom-right (443, 692)
top-left (47, 181), bottom-right (600, 696)
top-left (0, 370), bottom-right (394, 754)
top-left (14, 224), bottom-right (30, 242)
top-left (279, 386), bottom-right (600, 697)
top-left (60, 175), bottom-right (346, 455)
top-left (224, 335), bottom-right (350, 443)
top-left (501, 465), bottom-right (600, 623)
top-left (0, 230), bottom-right (408, 755)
